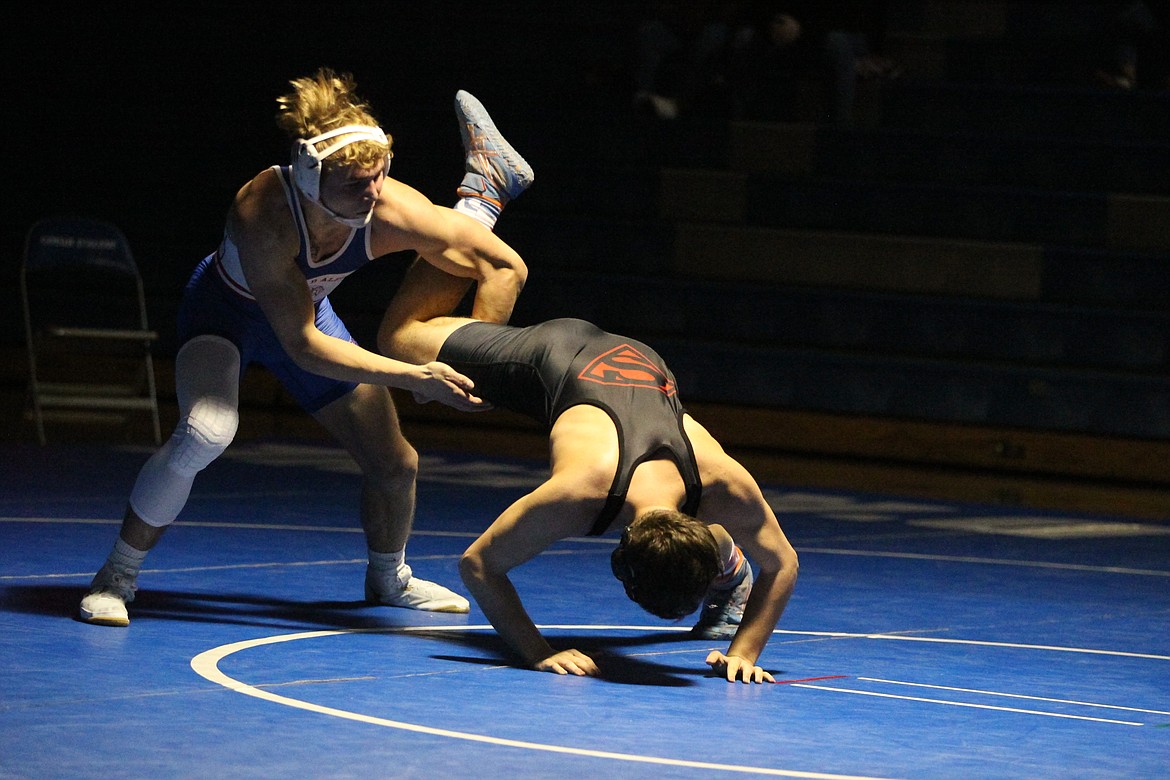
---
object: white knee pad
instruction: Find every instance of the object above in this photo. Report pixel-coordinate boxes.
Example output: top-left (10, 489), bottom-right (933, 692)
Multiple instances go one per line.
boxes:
top-left (129, 437), bottom-right (196, 527)
top-left (170, 398), bottom-right (239, 474)
top-left (171, 335), bottom-right (241, 474)
top-left (129, 336), bottom-right (241, 527)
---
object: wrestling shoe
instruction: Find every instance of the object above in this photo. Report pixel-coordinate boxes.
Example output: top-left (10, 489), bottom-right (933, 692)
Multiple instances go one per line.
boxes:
top-left (454, 90), bottom-right (534, 215)
top-left (691, 560), bottom-right (754, 640)
top-left (78, 562), bottom-right (138, 626)
top-left (365, 565), bottom-right (470, 613)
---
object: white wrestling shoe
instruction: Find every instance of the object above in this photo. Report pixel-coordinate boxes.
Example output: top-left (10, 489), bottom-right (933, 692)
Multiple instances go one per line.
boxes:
top-left (365, 565), bottom-right (470, 613)
top-left (79, 562), bottom-right (137, 626)
top-left (454, 90), bottom-right (534, 215)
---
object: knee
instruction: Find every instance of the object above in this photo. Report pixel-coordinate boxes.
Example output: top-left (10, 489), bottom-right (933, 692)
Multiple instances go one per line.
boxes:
top-left (128, 400), bottom-right (236, 526)
top-left (363, 443), bottom-right (419, 495)
top-left (172, 399), bottom-right (239, 474)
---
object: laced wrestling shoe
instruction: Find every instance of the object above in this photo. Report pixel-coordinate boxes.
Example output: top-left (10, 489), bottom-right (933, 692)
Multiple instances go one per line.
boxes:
top-left (365, 565), bottom-right (470, 613)
top-left (691, 560), bottom-right (754, 640)
top-left (78, 563), bottom-right (138, 626)
top-left (454, 90), bottom-right (534, 210)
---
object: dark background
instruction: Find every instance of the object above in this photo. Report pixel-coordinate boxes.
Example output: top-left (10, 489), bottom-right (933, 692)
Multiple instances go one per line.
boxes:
top-left (7, 1), bottom-right (1170, 517)
top-left (5, 1), bottom-right (627, 323)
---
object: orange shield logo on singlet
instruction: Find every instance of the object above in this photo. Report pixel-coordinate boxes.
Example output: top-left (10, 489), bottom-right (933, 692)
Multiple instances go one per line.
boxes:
top-left (578, 344), bottom-right (677, 396)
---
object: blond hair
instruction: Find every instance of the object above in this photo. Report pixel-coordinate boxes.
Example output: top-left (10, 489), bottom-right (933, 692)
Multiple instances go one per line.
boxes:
top-left (275, 67), bottom-right (392, 170)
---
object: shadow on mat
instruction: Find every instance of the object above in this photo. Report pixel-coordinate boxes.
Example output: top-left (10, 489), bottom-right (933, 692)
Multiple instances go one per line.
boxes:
top-left (0, 584), bottom-right (444, 632)
top-left (421, 629), bottom-right (738, 687)
top-left (3, 585), bottom-right (760, 685)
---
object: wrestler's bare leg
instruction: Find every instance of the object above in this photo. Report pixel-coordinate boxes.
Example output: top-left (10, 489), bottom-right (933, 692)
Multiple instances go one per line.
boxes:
top-left (313, 382), bottom-right (469, 612)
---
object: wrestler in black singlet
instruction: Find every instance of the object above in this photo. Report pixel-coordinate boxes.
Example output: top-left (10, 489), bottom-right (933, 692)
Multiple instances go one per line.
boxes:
top-left (437, 318), bottom-right (702, 535)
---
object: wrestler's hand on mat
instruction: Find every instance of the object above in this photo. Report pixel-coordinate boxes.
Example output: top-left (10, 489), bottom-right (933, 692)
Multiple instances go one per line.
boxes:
top-left (411, 361), bottom-right (493, 411)
top-left (706, 650), bottom-right (775, 684)
top-left (534, 648), bottom-right (599, 676)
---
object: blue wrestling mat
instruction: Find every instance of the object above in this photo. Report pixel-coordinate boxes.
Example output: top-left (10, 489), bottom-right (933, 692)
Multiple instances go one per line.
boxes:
top-left (1, 441), bottom-right (1167, 779)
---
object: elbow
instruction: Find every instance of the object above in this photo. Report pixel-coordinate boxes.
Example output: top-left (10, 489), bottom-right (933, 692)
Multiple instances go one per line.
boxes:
top-left (281, 332), bottom-right (317, 372)
top-left (787, 547), bottom-right (799, 576)
top-left (766, 547), bottom-right (798, 587)
top-left (459, 549), bottom-right (485, 589)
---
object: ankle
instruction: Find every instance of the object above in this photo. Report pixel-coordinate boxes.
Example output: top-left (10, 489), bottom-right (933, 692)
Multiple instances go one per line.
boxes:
top-left (368, 549), bottom-right (411, 589)
top-left (108, 537), bottom-right (148, 576)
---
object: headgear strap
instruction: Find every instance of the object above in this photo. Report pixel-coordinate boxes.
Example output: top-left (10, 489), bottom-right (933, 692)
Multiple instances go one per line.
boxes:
top-left (291, 124), bottom-right (390, 227)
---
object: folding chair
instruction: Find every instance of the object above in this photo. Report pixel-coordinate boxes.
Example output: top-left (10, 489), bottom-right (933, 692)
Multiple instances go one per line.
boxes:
top-left (20, 216), bottom-right (162, 445)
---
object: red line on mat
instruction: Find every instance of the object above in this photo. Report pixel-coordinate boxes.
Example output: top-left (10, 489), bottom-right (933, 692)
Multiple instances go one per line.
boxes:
top-left (775, 675), bottom-right (850, 685)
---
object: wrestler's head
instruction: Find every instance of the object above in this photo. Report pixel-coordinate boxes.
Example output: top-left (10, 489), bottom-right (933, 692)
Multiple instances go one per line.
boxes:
top-left (277, 68), bottom-right (393, 226)
top-left (610, 509), bottom-right (721, 619)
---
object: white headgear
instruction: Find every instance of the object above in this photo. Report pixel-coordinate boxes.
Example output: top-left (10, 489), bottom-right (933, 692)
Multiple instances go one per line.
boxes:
top-left (291, 124), bottom-right (390, 226)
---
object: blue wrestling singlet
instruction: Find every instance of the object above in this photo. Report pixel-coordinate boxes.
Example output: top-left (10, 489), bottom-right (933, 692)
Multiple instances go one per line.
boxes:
top-left (177, 166), bottom-right (377, 412)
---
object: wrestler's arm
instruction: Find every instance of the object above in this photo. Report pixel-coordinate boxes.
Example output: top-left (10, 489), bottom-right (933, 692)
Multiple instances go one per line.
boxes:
top-left (231, 173), bottom-right (484, 409)
top-left (460, 477), bottom-right (601, 675)
top-left (712, 485), bottom-right (797, 683)
top-left (687, 418), bottom-right (799, 683)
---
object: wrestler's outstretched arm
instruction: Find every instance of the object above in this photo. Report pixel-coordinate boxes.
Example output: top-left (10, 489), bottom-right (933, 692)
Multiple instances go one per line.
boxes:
top-left (686, 417), bottom-right (800, 683)
top-left (460, 477), bottom-right (600, 675)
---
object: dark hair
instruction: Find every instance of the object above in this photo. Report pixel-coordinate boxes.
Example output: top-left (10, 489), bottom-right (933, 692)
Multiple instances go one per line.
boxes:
top-left (610, 509), bottom-right (721, 619)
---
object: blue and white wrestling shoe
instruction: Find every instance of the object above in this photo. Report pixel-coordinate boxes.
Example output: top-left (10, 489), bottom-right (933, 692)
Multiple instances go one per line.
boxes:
top-left (454, 90), bottom-right (534, 226)
top-left (691, 560), bottom-right (754, 640)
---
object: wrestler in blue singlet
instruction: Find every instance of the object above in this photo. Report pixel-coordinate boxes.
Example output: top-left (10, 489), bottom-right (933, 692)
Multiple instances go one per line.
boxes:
top-left (177, 166), bottom-right (375, 412)
top-left (437, 318), bottom-right (703, 535)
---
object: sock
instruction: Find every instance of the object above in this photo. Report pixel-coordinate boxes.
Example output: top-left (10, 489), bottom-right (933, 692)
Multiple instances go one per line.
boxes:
top-left (108, 537), bottom-right (148, 576)
top-left (454, 172), bottom-right (503, 229)
top-left (454, 195), bottom-right (500, 229)
top-left (368, 549), bottom-right (411, 588)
